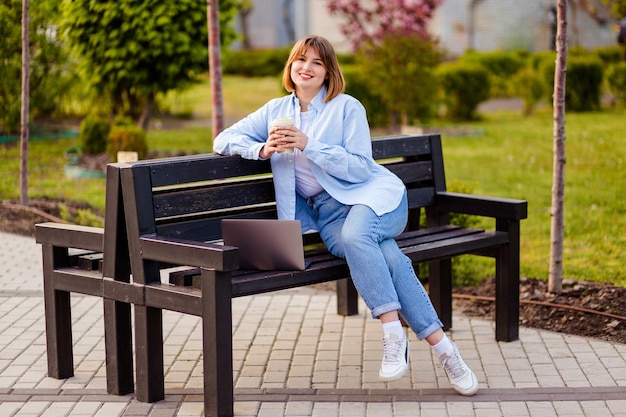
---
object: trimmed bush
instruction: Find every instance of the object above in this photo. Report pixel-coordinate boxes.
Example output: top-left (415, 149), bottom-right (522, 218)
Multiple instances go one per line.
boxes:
top-left (606, 62), bottom-right (626, 105)
top-left (356, 34), bottom-right (443, 126)
top-left (113, 115), bottom-right (135, 127)
top-left (460, 50), bottom-right (526, 97)
top-left (222, 48), bottom-right (290, 77)
top-left (107, 125), bottom-right (148, 161)
top-left (512, 67), bottom-right (545, 115)
top-left (542, 55), bottom-right (604, 111)
top-left (436, 62), bottom-right (490, 120)
top-left (528, 50), bottom-right (556, 71)
top-left (342, 65), bottom-right (389, 128)
top-left (593, 45), bottom-right (624, 66)
top-left (79, 115), bottom-right (111, 155)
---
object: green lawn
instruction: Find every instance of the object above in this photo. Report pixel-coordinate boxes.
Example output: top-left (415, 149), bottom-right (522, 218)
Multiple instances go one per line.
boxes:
top-left (1, 76), bottom-right (624, 285)
top-left (439, 108), bottom-right (626, 285)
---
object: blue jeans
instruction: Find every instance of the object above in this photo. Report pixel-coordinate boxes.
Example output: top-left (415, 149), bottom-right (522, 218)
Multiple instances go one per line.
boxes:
top-left (308, 191), bottom-right (443, 340)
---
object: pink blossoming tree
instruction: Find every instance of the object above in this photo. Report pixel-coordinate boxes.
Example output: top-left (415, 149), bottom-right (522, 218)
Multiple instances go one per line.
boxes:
top-left (327, 0), bottom-right (442, 50)
top-left (327, 0), bottom-right (444, 126)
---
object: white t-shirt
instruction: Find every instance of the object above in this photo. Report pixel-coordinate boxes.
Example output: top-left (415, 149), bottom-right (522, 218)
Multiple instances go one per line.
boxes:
top-left (294, 111), bottom-right (324, 198)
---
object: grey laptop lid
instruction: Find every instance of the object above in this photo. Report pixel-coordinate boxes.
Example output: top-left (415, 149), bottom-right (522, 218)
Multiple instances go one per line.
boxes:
top-left (221, 219), bottom-right (305, 271)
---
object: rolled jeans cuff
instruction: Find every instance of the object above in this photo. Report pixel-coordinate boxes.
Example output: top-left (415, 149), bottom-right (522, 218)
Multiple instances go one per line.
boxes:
top-left (415, 322), bottom-right (444, 341)
top-left (370, 301), bottom-right (402, 320)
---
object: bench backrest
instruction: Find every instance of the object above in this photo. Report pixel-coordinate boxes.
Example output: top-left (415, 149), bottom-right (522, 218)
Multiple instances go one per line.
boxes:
top-left (115, 133), bottom-right (446, 246)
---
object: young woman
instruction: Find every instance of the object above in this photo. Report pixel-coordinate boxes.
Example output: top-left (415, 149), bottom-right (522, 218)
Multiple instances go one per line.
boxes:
top-left (213, 35), bottom-right (478, 396)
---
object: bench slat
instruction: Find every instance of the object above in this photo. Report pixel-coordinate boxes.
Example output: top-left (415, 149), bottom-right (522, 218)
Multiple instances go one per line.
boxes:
top-left (386, 160), bottom-right (433, 185)
top-left (398, 226), bottom-right (486, 247)
top-left (155, 208), bottom-right (278, 241)
top-left (153, 178), bottom-right (276, 219)
top-left (148, 154), bottom-right (272, 187)
top-left (372, 134), bottom-right (431, 159)
top-left (403, 231), bottom-right (508, 262)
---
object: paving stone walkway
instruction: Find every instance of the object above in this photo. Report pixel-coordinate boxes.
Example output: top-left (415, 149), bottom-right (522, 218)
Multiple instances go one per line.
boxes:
top-left (0, 231), bottom-right (624, 416)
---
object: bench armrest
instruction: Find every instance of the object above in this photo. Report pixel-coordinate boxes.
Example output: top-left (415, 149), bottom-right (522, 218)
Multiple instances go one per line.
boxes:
top-left (140, 234), bottom-right (239, 272)
top-left (35, 222), bottom-right (104, 251)
top-left (434, 192), bottom-right (528, 220)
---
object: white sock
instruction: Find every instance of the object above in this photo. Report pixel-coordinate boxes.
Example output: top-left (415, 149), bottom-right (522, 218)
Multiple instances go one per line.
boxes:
top-left (431, 333), bottom-right (454, 357)
top-left (382, 320), bottom-right (405, 338)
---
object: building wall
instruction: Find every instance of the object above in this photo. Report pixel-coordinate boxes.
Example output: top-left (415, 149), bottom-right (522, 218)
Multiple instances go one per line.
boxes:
top-left (433, 0), bottom-right (616, 56)
top-left (235, 0), bottom-right (618, 55)
top-left (233, 0), bottom-right (292, 49)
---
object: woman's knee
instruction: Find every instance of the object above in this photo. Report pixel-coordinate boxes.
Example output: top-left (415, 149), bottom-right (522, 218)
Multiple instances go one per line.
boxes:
top-left (340, 225), bottom-right (373, 250)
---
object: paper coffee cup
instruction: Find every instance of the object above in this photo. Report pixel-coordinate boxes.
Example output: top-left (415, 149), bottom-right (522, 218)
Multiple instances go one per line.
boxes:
top-left (272, 117), bottom-right (295, 153)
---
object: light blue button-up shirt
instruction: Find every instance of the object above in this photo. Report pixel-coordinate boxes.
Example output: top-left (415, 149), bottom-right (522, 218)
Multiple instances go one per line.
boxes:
top-left (213, 87), bottom-right (405, 232)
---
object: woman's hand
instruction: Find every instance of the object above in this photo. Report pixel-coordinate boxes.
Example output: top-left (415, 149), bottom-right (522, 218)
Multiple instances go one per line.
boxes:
top-left (261, 126), bottom-right (308, 158)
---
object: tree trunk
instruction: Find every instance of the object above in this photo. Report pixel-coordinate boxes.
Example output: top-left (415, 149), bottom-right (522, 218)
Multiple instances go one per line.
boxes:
top-left (207, 0), bottom-right (224, 138)
top-left (20, 0), bottom-right (30, 206)
top-left (548, 0), bottom-right (568, 294)
top-left (138, 92), bottom-right (155, 131)
top-left (239, 3), bottom-right (252, 49)
top-left (282, 0), bottom-right (295, 44)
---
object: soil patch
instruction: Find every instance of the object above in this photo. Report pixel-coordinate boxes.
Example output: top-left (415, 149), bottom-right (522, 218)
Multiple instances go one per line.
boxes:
top-left (0, 198), bottom-right (103, 237)
top-left (453, 276), bottom-right (626, 344)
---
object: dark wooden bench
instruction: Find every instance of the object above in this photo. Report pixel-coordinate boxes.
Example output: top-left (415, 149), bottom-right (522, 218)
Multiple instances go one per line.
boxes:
top-left (35, 133), bottom-right (527, 417)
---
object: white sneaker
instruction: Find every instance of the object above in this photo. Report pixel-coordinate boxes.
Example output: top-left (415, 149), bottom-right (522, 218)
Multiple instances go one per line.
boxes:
top-left (379, 333), bottom-right (409, 381)
top-left (439, 343), bottom-right (479, 396)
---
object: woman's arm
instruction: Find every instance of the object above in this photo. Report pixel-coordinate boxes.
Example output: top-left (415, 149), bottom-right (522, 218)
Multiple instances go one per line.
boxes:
top-left (303, 99), bottom-right (374, 184)
top-left (213, 105), bottom-right (270, 160)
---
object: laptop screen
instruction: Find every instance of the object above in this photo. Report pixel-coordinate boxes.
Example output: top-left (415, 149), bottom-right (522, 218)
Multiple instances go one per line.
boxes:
top-left (221, 219), bottom-right (305, 270)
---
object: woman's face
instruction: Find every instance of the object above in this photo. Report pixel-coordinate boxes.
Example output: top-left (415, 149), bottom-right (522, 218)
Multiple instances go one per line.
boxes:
top-left (289, 47), bottom-right (328, 95)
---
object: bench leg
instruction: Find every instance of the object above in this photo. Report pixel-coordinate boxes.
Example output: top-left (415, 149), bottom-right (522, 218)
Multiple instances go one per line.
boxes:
top-left (104, 299), bottom-right (134, 395)
top-left (427, 259), bottom-right (453, 331)
top-left (336, 278), bottom-right (359, 316)
top-left (134, 305), bottom-right (164, 402)
top-left (495, 220), bottom-right (521, 342)
top-left (42, 244), bottom-right (74, 379)
top-left (202, 269), bottom-right (234, 417)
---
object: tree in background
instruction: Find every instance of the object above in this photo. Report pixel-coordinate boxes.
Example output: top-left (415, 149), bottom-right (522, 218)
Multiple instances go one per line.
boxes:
top-left (357, 34), bottom-right (444, 126)
top-left (0, 0), bottom-right (67, 134)
top-left (61, 0), bottom-right (240, 130)
top-left (20, 0), bottom-right (29, 206)
top-left (327, 0), bottom-right (442, 50)
top-left (207, 0), bottom-right (224, 137)
top-left (237, 1), bottom-right (254, 49)
top-left (549, 0), bottom-right (569, 294)
top-left (328, 0), bottom-right (444, 127)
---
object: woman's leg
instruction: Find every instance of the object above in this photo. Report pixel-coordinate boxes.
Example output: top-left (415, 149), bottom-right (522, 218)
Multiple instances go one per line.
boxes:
top-left (340, 194), bottom-right (443, 337)
top-left (312, 192), bottom-right (403, 320)
top-left (310, 191), bottom-right (477, 394)
top-left (377, 238), bottom-right (443, 338)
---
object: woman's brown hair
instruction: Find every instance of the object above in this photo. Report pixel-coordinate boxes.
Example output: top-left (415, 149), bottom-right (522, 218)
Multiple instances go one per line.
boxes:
top-left (282, 35), bottom-right (345, 102)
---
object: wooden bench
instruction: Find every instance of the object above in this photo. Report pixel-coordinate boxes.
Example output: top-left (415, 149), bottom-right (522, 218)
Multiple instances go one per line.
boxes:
top-left (35, 133), bottom-right (527, 417)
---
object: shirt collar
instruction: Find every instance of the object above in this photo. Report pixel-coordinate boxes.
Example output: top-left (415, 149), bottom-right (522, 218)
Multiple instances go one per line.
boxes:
top-left (290, 86), bottom-right (328, 112)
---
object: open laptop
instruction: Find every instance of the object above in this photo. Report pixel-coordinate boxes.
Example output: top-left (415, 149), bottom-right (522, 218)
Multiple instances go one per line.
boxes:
top-left (221, 219), bottom-right (306, 271)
